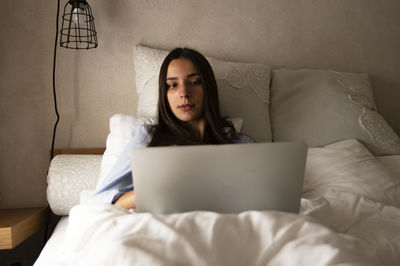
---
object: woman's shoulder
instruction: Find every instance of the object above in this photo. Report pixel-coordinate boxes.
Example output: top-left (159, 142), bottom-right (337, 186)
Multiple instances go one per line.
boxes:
top-left (136, 124), bottom-right (154, 133)
top-left (231, 133), bottom-right (254, 143)
top-left (130, 124), bottom-right (155, 146)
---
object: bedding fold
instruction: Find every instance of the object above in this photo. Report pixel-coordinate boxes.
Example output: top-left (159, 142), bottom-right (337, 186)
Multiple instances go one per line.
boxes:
top-left (49, 203), bottom-right (375, 266)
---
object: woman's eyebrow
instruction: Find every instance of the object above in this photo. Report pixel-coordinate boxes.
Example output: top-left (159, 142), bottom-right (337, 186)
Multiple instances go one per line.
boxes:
top-left (167, 73), bottom-right (200, 80)
top-left (187, 73), bottom-right (200, 78)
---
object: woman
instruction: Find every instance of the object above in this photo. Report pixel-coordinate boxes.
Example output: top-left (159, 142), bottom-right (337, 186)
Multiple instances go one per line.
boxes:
top-left (94, 48), bottom-right (254, 210)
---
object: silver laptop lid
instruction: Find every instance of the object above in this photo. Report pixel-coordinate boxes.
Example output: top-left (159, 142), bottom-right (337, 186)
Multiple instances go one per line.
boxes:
top-left (131, 142), bottom-right (307, 214)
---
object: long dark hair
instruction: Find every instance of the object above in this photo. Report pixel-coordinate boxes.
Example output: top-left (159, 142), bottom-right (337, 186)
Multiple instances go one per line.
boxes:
top-left (148, 48), bottom-right (234, 146)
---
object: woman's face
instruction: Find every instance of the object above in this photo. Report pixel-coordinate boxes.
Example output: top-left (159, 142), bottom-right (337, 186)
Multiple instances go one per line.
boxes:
top-left (166, 58), bottom-right (205, 126)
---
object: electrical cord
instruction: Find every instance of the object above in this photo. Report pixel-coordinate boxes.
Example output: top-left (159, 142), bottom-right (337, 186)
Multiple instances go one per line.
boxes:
top-left (51, 0), bottom-right (61, 160)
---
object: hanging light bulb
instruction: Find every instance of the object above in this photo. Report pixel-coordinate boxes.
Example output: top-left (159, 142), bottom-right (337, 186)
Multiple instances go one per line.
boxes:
top-left (60, 0), bottom-right (98, 49)
top-left (71, 6), bottom-right (87, 26)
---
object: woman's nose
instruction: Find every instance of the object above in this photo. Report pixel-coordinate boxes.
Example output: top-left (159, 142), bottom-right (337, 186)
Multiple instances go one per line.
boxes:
top-left (179, 84), bottom-right (191, 98)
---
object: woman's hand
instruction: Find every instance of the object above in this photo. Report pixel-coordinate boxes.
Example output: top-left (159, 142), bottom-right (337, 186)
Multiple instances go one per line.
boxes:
top-left (114, 190), bottom-right (136, 210)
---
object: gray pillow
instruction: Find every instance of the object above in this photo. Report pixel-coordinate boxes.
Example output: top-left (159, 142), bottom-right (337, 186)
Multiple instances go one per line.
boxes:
top-left (270, 68), bottom-right (400, 155)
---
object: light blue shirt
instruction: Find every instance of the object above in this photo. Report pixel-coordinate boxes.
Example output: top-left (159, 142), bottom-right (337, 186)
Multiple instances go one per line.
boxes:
top-left (92, 125), bottom-right (254, 203)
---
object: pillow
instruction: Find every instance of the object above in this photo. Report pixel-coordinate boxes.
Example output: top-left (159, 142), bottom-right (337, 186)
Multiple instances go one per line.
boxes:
top-left (303, 139), bottom-right (400, 208)
top-left (376, 155), bottom-right (400, 177)
top-left (270, 68), bottom-right (400, 155)
top-left (97, 114), bottom-right (244, 190)
top-left (96, 114), bottom-right (156, 190)
top-left (134, 45), bottom-right (272, 142)
top-left (47, 155), bottom-right (102, 215)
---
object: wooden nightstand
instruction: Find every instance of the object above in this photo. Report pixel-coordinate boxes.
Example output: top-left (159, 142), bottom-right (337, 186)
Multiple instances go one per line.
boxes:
top-left (0, 207), bottom-right (49, 249)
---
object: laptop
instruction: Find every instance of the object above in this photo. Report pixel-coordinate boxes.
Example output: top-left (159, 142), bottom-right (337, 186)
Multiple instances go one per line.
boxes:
top-left (131, 142), bottom-right (307, 214)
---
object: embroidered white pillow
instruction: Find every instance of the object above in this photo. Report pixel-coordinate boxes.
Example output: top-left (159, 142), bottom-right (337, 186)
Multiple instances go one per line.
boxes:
top-left (47, 155), bottom-right (102, 215)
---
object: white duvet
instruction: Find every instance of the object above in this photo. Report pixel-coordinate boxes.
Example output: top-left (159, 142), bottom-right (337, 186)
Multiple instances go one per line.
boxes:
top-left (39, 140), bottom-right (400, 266)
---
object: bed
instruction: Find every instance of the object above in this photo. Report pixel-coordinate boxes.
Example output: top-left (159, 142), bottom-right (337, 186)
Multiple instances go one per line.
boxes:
top-left (34, 46), bottom-right (400, 266)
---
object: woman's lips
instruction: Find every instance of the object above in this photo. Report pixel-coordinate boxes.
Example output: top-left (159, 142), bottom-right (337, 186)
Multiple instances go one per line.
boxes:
top-left (178, 104), bottom-right (194, 111)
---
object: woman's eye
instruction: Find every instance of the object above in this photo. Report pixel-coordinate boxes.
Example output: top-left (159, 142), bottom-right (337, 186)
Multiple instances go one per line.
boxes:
top-left (190, 80), bottom-right (201, 86)
top-left (167, 83), bottom-right (177, 89)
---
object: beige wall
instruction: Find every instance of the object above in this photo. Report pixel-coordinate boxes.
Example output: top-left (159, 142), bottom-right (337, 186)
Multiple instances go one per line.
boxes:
top-left (1, 0), bottom-right (399, 208)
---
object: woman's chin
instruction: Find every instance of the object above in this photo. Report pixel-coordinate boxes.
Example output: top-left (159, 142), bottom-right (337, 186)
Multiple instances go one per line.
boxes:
top-left (175, 112), bottom-right (199, 122)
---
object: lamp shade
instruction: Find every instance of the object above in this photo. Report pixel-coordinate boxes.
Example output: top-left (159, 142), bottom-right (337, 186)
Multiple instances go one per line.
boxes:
top-left (60, 0), bottom-right (98, 49)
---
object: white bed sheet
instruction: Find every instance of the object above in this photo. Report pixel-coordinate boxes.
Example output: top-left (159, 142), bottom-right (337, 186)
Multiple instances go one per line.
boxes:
top-left (35, 217), bottom-right (69, 265)
top-left (35, 140), bottom-right (400, 266)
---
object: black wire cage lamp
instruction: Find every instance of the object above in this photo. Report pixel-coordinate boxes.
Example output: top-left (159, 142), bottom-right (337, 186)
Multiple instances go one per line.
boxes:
top-left (60, 0), bottom-right (98, 49)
